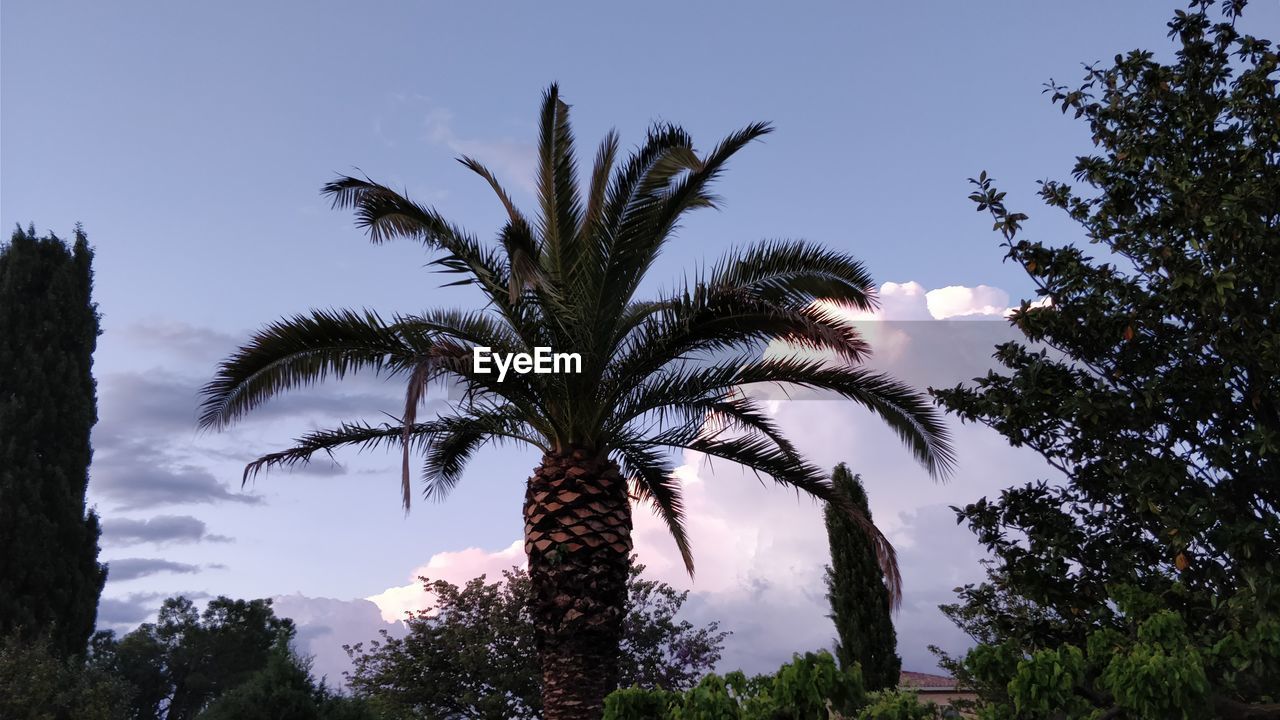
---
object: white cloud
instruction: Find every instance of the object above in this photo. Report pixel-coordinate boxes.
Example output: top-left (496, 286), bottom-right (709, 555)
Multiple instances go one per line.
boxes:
top-left (423, 108), bottom-right (538, 195)
top-left (925, 284), bottom-right (1010, 319)
top-left (367, 539), bottom-right (526, 623)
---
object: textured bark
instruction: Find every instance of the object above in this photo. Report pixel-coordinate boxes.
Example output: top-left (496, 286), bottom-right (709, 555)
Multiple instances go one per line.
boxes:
top-left (525, 448), bottom-right (632, 720)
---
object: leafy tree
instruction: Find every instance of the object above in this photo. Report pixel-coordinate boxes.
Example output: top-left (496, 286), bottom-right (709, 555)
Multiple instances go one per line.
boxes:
top-left (198, 640), bottom-right (378, 720)
top-left (0, 224), bottom-right (107, 657)
top-left (824, 464), bottom-right (901, 690)
top-left (199, 84), bottom-right (955, 718)
top-left (931, 1), bottom-right (1280, 717)
top-left (346, 563), bottom-right (729, 719)
top-left (91, 596), bottom-right (296, 720)
top-left (0, 633), bottom-right (132, 720)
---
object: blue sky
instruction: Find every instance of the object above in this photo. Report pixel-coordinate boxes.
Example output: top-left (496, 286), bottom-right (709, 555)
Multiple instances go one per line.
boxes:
top-left (5, 0), bottom-right (1277, 684)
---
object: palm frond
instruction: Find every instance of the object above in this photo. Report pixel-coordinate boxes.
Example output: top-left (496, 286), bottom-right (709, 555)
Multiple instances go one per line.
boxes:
top-left (420, 412), bottom-right (544, 503)
top-left (593, 125), bottom-right (702, 311)
top-left (644, 429), bottom-right (903, 607)
top-left (243, 419), bottom-right (446, 482)
top-left (322, 175), bottom-right (468, 248)
top-left (607, 122), bottom-right (774, 306)
top-left (613, 357), bottom-right (954, 480)
top-left (607, 295), bottom-right (872, 399)
top-left (198, 309), bottom-right (416, 431)
top-left (708, 239), bottom-right (878, 312)
top-left (536, 84), bottom-right (583, 282)
top-left (614, 442), bottom-right (695, 577)
top-left (599, 124), bottom-right (698, 244)
top-left (458, 156), bottom-right (545, 302)
top-left (401, 358), bottom-right (434, 510)
top-left (322, 176), bottom-right (514, 304)
top-left (580, 129), bottom-right (620, 246)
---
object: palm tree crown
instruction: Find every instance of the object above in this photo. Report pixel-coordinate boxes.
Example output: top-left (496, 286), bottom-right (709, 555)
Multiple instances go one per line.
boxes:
top-left (198, 84), bottom-right (953, 600)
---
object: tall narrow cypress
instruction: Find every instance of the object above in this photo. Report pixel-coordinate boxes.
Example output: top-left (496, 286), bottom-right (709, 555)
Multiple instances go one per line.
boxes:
top-left (0, 223), bottom-right (107, 656)
top-left (823, 463), bottom-right (901, 691)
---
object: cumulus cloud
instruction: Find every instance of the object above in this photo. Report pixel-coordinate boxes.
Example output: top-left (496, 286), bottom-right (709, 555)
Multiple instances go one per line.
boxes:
top-left (272, 594), bottom-right (406, 687)
top-left (105, 557), bottom-right (204, 582)
top-left (101, 514), bottom-right (232, 546)
top-left (924, 285), bottom-right (1011, 319)
top-left (367, 540), bottom-right (526, 623)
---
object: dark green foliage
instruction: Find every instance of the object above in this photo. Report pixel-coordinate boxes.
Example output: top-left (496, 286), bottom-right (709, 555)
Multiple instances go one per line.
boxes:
top-left (603, 687), bottom-right (680, 720)
top-left (90, 596), bottom-right (297, 720)
top-left (0, 632), bottom-right (132, 720)
top-left (603, 651), bottom-right (864, 720)
top-left (0, 224), bottom-right (106, 658)
top-left (762, 651), bottom-right (866, 720)
top-left (197, 641), bottom-right (379, 720)
top-left (346, 563), bottom-right (728, 719)
top-left (855, 690), bottom-right (939, 720)
top-left (931, 2), bottom-right (1280, 717)
top-left (195, 643), bottom-right (317, 720)
top-left (824, 464), bottom-right (901, 691)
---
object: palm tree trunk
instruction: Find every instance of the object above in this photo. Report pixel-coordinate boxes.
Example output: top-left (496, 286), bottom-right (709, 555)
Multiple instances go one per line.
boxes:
top-left (525, 447), bottom-right (633, 720)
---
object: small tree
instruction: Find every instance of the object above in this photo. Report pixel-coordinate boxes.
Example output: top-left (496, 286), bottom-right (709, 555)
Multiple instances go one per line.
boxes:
top-left (932, 1), bottom-right (1280, 717)
top-left (824, 464), bottom-right (900, 691)
top-left (0, 224), bottom-right (107, 657)
top-left (346, 563), bottom-right (729, 719)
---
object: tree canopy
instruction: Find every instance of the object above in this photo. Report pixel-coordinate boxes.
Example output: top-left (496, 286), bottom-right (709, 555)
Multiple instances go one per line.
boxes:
top-left (345, 563), bottom-right (728, 719)
top-left (932, 1), bottom-right (1280, 717)
top-left (90, 596), bottom-right (297, 720)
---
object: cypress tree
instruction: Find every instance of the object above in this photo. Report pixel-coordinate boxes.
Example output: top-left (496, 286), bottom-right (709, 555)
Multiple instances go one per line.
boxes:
top-left (0, 223), bottom-right (107, 657)
top-left (823, 463), bottom-right (901, 691)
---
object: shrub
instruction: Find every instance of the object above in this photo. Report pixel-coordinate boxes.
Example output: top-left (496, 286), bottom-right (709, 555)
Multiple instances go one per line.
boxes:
top-left (605, 650), bottom-right (864, 720)
top-left (856, 690), bottom-right (939, 720)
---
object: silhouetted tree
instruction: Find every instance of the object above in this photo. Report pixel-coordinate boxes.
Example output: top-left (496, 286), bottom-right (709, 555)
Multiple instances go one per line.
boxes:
top-left (824, 464), bottom-right (900, 691)
top-left (0, 223), bottom-right (106, 657)
top-left (933, 2), bottom-right (1280, 716)
top-left (198, 639), bottom-right (378, 720)
top-left (91, 596), bottom-right (295, 720)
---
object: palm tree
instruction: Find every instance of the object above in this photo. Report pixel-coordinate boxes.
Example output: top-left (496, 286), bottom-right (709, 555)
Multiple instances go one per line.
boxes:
top-left (198, 85), bottom-right (954, 720)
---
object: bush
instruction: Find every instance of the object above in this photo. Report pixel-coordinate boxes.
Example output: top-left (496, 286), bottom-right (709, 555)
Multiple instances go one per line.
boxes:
top-left (605, 650), bottom-right (863, 720)
top-left (603, 687), bottom-right (679, 720)
top-left (0, 633), bottom-right (132, 720)
top-left (856, 690), bottom-right (939, 720)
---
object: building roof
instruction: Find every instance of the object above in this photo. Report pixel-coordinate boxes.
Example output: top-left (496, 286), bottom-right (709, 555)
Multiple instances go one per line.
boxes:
top-left (899, 671), bottom-right (959, 691)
